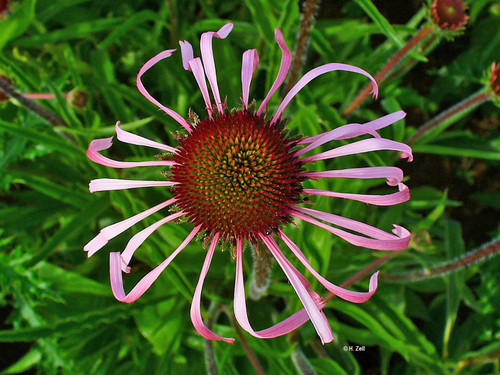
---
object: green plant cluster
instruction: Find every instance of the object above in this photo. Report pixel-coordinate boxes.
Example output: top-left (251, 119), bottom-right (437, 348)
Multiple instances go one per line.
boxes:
top-left (1, 0), bottom-right (499, 374)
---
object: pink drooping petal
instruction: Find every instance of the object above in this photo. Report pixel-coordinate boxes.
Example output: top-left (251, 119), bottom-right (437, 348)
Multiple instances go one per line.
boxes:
top-left (260, 235), bottom-right (334, 344)
top-left (295, 123), bottom-right (381, 157)
top-left (301, 138), bottom-right (413, 164)
top-left (87, 137), bottom-right (176, 169)
top-left (257, 28), bottom-right (292, 116)
top-left (84, 198), bottom-right (176, 257)
top-left (188, 57), bottom-right (213, 116)
top-left (271, 63), bottom-right (378, 125)
top-left (136, 49), bottom-right (191, 132)
top-left (294, 206), bottom-right (401, 240)
top-left (303, 183), bottom-right (410, 206)
top-left (120, 211), bottom-right (186, 272)
top-left (233, 237), bottom-right (330, 340)
top-left (301, 166), bottom-right (404, 187)
top-left (293, 211), bottom-right (411, 251)
top-left (241, 49), bottom-right (259, 110)
top-left (179, 40), bottom-right (194, 71)
top-left (278, 229), bottom-right (378, 303)
top-left (89, 179), bottom-right (177, 193)
top-left (200, 23), bottom-right (234, 114)
top-left (110, 226), bottom-right (199, 303)
top-left (190, 233), bottom-right (235, 344)
top-left (115, 122), bottom-right (177, 153)
top-left (299, 111), bottom-right (406, 145)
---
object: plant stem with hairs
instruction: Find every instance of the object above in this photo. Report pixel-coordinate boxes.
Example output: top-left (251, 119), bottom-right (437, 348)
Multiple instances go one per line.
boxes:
top-left (383, 237), bottom-right (500, 282)
top-left (249, 241), bottom-right (273, 300)
top-left (0, 75), bottom-right (68, 127)
top-left (284, 0), bottom-right (321, 94)
top-left (343, 25), bottom-right (434, 117)
top-left (407, 90), bottom-right (492, 144)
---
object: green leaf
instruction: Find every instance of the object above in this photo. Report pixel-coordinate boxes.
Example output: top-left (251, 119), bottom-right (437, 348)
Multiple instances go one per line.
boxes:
top-left (442, 220), bottom-right (465, 359)
top-left (352, 0), bottom-right (405, 47)
top-left (9, 171), bottom-right (89, 209)
top-left (413, 144), bottom-right (500, 161)
top-left (98, 10), bottom-right (162, 49)
top-left (0, 0), bottom-right (37, 50)
top-left (14, 18), bottom-right (124, 47)
top-left (245, 0), bottom-right (277, 43)
top-left (0, 348), bottom-right (41, 375)
top-left (35, 262), bottom-right (109, 296)
top-left (25, 196), bottom-right (111, 266)
top-left (0, 119), bottom-right (81, 157)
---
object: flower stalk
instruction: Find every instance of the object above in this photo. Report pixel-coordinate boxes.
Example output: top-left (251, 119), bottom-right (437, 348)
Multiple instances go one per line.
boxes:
top-left (383, 237), bottom-right (500, 282)
top-left (407, 90), bottom-right (492, 145)
top-left (284, 0), bottom-right (321, 94)
top-left (0, 75), bottom-right (68, 127)
top-left (343, 25), bottom-right (434, 117)
top-left (249, 241), bottom-right (274, 300)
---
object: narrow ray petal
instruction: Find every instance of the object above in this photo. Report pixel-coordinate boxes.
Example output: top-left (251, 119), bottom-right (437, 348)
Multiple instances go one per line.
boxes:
top-left (87, 137), bottom-right (175, 169)
top-left (257, 28), bottom-right (292, 116)
top-left (303, 183), bottom-right (410, 206)
top-left (120, 211), bottom-right (186, 272)
top-left (279, 229), bottom-right (379, 303)
top-left (293, 211), bottom-right (411, 251)
top-left (190, 233), bottom-right (235, 344)
top-left (271, 63), bottom-right (378, 125)
top-left (109, 227), bottom-right (199, 303)
top-left (188, 57), bottom-right (213, 115)
top-left (179, 40), bottom-right (194, 71)
top-left (241, 49), bottom-right (259, 110)
top-left (136, 49), bottom-right (192, 132)
top-left (260, 235), bottom-right (334, 344)
top-left (295, 123), bottom-right (380, 157)
top-left (200, 23), bottom-right (234, 114)
top-left (301, 138), bottom-right (413, 164)
top-left (300, 166), bottom-right (404, 187)
top-left (294, 206), bottom-right (400, 240)
top-left (89, 178), bottom-right (177, 193)
top-left (84, 198), bottom-right (176, 257)
top-left (115, 122), bottom-right (177, 153)
top-left (300, 111), bottom-right (406, 145)
top-left (233, 237), bottom-right (329, 340)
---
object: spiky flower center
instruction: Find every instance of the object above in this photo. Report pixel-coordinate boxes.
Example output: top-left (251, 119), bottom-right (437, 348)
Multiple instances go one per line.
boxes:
top-left (171, 111), bottom-right (303, 241)
top-left (431, 0), bottom-right (469, 30)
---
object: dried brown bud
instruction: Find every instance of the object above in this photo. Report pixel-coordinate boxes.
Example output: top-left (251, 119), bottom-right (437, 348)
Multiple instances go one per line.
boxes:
top-left (431, 0), bottom-right (469, 31)
top-left (67, 89), bottom-right (89, 109)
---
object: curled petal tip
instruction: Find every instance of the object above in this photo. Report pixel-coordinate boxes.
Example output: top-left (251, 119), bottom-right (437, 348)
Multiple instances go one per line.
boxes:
top-left (401, 152), bottom-right (413, 162)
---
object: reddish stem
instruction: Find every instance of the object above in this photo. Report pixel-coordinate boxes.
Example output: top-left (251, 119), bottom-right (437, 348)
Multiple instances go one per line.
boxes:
top-left (323, 254), bottom-right (395, 303)
top-left (383, 237), bottom-right (500, 282)
top-left (283, 0), bottom-right (321, 95)
top-left (407, 90), bottom-right (492, 144)
top-left (223, 307), bottom-right (266, 375)
top-left (343, 25), bottom-right (434, 117)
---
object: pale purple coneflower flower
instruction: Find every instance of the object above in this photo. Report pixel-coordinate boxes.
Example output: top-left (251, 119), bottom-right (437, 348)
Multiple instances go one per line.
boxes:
top-left (85, 24), bottom-right (412, 344)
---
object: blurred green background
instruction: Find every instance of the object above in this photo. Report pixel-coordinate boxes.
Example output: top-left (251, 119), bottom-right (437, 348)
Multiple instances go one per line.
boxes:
top-left (1, 0), bottom-right (500, 374)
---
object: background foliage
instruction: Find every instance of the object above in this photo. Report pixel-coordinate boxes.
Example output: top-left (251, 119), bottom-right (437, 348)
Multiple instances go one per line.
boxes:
top-left (1, 0), bottom-right (500, 374)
